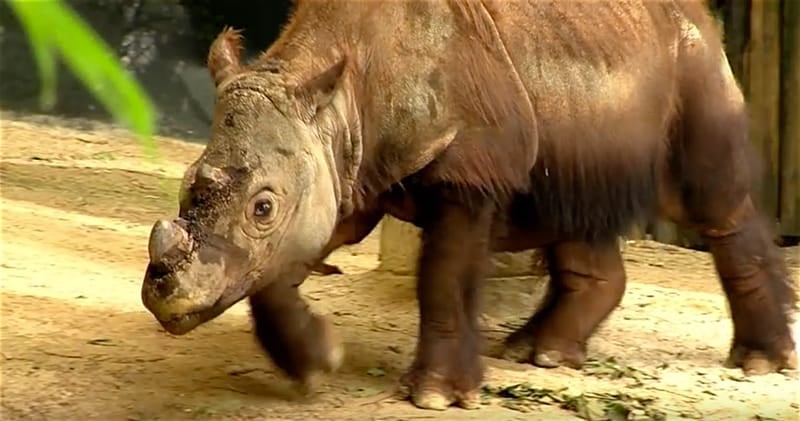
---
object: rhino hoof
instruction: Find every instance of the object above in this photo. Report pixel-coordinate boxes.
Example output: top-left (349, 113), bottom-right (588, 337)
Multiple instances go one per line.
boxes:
top-left (724, 343), bottom-right (798, 375)
top-left (404, 370), bottom-right (482, 411)
top-left (533, 350), bottom-right (564, 368)
top-left (457, 390), bottom-right (482, 410)
top-left (411, 388), bottom-right (481, 411)
top-left (531, 346), bottom-right (586, 369)
top-left (325, 340), bottom-right (345, 373)
top-left (412, 389), bottom-right (451, 411)
top-left (319, 315), bottom-right (345, 373)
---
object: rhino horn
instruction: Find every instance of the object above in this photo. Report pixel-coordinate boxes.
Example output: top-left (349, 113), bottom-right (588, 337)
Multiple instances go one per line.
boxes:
top-left (194, 163), bottom-right (230, 190)
top-left (148, 219), bottom-right (192, 265)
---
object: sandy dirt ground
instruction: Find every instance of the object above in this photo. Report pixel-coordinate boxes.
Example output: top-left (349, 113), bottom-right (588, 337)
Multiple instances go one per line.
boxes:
top-left (1, 112), bottom-right (799, 421)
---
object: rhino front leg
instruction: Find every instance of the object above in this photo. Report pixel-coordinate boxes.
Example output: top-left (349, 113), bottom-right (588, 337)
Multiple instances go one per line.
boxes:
top-left (401, 191), bottom-right (494, 411)
top-left (248, 279), bottom-right (344, 389)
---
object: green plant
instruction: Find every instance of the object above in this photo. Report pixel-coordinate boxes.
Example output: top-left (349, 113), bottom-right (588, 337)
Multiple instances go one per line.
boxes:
top-left (6, 0), bottom-right (158, 159)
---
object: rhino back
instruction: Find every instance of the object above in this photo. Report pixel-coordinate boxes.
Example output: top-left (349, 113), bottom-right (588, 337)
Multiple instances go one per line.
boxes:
top-left (402, 1), bottom-right (695, 198)
top-left (478, 0), bottom-right (720, 240)
top-left (485, 1), bottom-right (686, 151)
top-left (417, 0), bottom-right (721, 241)
top-left (266, 0), bottom-right (723, 240)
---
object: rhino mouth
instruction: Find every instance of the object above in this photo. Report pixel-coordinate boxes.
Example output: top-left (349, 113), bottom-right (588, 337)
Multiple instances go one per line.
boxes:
top-left (144, 268), bottom-right (254, 336)
top-left (158, 306), bottom-right (226, 335)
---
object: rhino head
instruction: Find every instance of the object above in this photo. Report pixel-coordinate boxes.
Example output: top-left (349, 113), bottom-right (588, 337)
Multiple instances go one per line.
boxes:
top-left (141, 28), bottom-right (355, 335)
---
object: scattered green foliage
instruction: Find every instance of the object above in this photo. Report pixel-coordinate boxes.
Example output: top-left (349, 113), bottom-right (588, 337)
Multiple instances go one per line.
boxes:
top-left (6, 0), bottom-right (158, 159)
top-left (482, 383), bottom-right (668, 421)
top-left (583, 357), bottom-right (661, 386)
top-left (366, 367), bottom-right (386, 377)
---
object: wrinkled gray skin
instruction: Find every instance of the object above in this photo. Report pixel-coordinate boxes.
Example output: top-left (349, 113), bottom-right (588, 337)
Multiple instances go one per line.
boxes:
top-left (141, 69), bottom-right (343, 335)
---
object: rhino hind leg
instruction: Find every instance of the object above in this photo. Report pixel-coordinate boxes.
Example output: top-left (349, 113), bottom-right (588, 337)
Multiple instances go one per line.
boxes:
top-left (662, 190), bottom-right (797, 374)
top-left (697, 198), bottom-right (798, 374)
top-left (401, 190), bottom-right (494, 411)
top-left (659, 35), bottom-right (798, 374)
top-left (248, 281), bottom-right (344, 389)
top-left (501, 240), bottom-right (626, 369)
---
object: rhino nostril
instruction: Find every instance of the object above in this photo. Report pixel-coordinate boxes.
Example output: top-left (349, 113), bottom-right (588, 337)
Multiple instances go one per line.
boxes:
top-left (155, 278), bottom-right (177, 297)
top-left (146, 261), bottom-right (171, 280)
top-left (145, 263), bottom-right (178, 298)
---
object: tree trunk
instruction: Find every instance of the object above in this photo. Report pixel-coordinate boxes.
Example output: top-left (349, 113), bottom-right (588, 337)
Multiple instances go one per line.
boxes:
top-left (747, 0), bottom-right (783, 222)
top-left (780, 0), bottom-right (800, 236)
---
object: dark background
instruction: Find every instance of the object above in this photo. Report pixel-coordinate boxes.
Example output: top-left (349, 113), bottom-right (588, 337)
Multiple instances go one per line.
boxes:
top-left (3, 0), bottom-right (796, 243)
top-left (0, 0), bottom-right (294, 142)
top-left (0, 0), bottom-right (744, 143)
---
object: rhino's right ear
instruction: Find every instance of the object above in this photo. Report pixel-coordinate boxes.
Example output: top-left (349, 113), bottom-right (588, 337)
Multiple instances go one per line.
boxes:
top-left (207, 27), bottom-right (244, 86)
top-left (292, 57), bottom-right (348, 118)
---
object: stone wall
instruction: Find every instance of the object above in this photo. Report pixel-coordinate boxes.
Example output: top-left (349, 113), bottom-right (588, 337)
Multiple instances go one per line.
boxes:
top-left (377, 217), bottom-right (550, 324)
top-left (378, 216), bottom-right (545, 279)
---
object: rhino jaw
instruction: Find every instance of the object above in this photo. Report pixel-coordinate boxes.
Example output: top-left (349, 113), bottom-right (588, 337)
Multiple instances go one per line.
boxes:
top-left (141, 263), bottom-right (224, 335)
top-left (145, 299), bottom-right (228, 336)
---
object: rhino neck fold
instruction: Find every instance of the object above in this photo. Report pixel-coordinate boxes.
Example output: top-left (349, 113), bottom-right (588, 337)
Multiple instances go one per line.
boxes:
top-left (315, 84), bottom-right (364, 223)
top-left (333, 88), bottom-right (363, 219)
top-left (257, 1), bottom-right (468, 212)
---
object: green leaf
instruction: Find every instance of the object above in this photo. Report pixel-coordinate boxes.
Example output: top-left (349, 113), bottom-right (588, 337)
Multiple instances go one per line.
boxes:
top-left (6, 0), bottom-right (159, 161)
top-left (8, 0), bottom-right (57, 109)
top-left (366, 367), bottom-right (385, 377)
top-left (604, 401), bottom-right (631, 421)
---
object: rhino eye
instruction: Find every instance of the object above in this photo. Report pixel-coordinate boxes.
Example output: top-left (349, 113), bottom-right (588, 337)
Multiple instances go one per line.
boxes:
top-left (246, 191), bottom-right (279, 232)
top-left (253, 199), bottom-right (273, 219)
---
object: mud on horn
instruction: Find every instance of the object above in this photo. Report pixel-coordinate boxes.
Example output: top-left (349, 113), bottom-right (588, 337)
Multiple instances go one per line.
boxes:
top-left (194, 163), bottom-right (230, 191)
top-left (148, 219), bottom-right (192, 265)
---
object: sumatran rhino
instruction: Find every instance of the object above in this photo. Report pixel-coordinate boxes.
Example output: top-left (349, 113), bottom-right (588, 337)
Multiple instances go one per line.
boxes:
top-left (141, 0), bottom-right (798, 411)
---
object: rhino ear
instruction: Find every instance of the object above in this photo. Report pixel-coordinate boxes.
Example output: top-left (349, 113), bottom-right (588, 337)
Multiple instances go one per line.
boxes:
top-left (208, 27), bottom-right (244, 86)
top-left (293, 57), bottom-right (347, 117)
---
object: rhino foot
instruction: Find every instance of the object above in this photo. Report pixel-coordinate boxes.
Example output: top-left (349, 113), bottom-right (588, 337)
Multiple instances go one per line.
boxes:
top-left (501, 324), bottom-right (587, 370)
top-left (291, 313), bottom-right (345, 390)
top-left (724, 342), bottom-right (798, 375)
top-left (400, 370), bottom-right (481, 411)
top-left (249, 286), bottom-right (345, 388)
top-left (531, 348), bottom-right (585, 369)
top-left (500, 343), bottom-right (586, 370)
top-left (316, 315), bottom-right (345, 373)
top-left (293, 316), bottom-right (345, 394)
